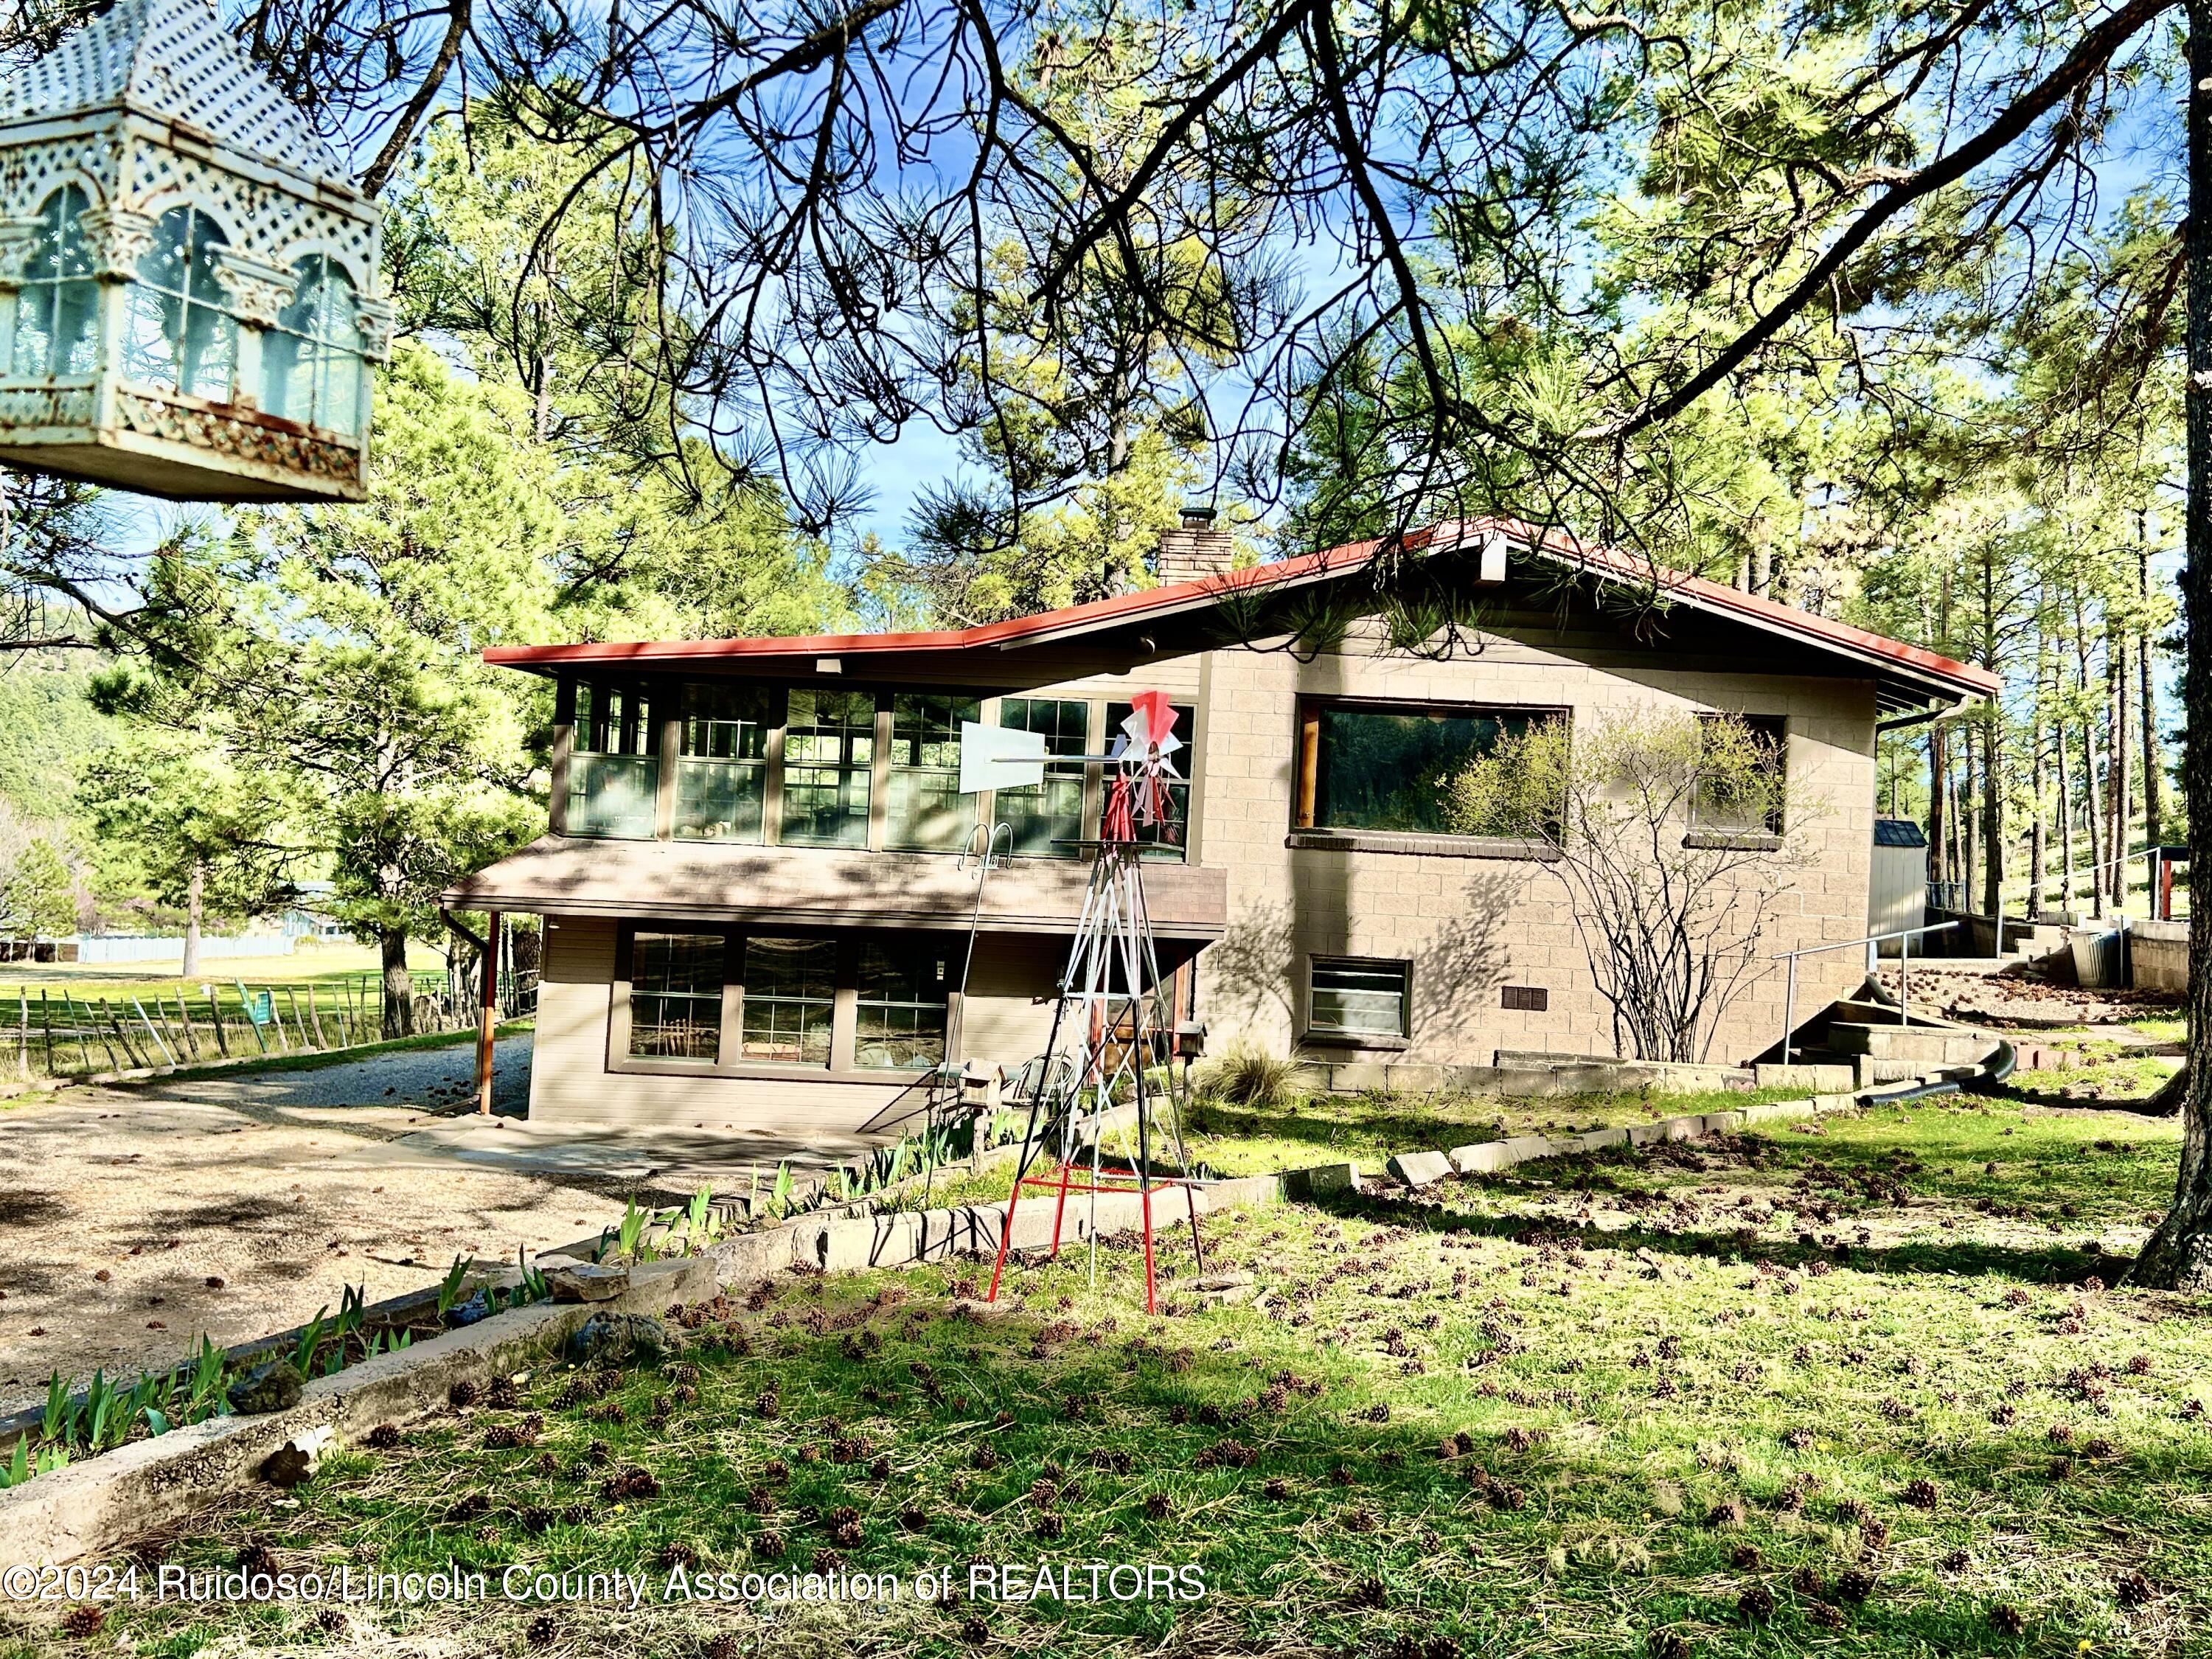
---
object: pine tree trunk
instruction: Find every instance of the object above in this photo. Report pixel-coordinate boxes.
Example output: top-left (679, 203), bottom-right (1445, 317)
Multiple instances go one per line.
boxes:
top-left (1981, 708), bottom-right (2003, 925)
top-left (2113, 631), bottom-right (2131, 901)
top-left (181, 862), bottom-right (203, 981)
top-left (2143, 541), bottom-right (2164, 851)
top-left (2028, 641), bottom-right (2048, 914)
top-left (2057, 710), bottom-right (2076, 914)
top-left (2132, 0), bottom-right (2212, 1289)
top-left (1928, 723), bottom-right (1949, 902)
top-left (380, 928), bottom-right (415, 1040)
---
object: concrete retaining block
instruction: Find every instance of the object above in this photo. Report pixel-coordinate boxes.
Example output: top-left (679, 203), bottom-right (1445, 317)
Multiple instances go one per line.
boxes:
top-left (1700, 1110), bottom-right (1745, 1135)
top-left (1573, 1127), bottom-right (1629, 1152)
top-left (1812, 1093), bottom-right (1860, 1114)
top-left (1447, 1141), bottom-right (1512, 1174)
top-left (1387, 1150), bottom-right (1455, 1188)
top-left (1754, 1062), bottom-right (1857, 1093)
top-left (1284, 1162), bottom-right (1362, 1197)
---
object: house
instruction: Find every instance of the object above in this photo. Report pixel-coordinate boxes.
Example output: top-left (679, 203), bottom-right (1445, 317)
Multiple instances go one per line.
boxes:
top-left (442, 517), bottom-right (1997, 1135)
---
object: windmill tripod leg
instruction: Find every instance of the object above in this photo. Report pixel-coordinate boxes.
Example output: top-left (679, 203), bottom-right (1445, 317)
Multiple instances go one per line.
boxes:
top-left (986, 1180), bottom-right (1023, 1302)
top-left (1140, 1180), bottom-right (1157, 1315)
top-left (1048, 1156), bottom-right (1074, 1259)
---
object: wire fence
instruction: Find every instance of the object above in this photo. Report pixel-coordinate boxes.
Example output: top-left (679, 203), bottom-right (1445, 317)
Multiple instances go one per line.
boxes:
top-left (0, 969), bottom-right (539, 1081)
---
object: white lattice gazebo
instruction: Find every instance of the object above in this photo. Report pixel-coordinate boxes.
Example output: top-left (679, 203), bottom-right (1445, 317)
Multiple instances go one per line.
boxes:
top-left (0, 0), bottom-right (388, 502)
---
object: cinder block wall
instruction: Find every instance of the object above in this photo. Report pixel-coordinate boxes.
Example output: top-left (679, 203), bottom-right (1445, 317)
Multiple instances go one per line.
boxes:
top-left (1191, 627), bottom-right (1878, 1069)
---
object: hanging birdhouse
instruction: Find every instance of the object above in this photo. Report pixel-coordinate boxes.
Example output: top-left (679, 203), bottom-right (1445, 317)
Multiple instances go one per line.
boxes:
top-left (0, 0), bottom-right (389, 503)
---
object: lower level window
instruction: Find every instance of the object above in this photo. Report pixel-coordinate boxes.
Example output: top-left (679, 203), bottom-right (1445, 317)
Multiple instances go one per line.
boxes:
top-left (1308, 957), bottom-right (1410, 1039)
top-left (855, 942), bottom-right (953, 1070)
top-left (627, 933), bottom-right (725, 1061)
top-left (740, 936), bottom-right (837, 1065)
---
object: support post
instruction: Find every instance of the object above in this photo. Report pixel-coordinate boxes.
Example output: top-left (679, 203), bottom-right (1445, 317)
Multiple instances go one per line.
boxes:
top-left (1781, 956), bottom-right (1796, 1066)
top-left (1900, 931), bottom-right (1912, 1026)
top-left (476, 910), bottom-right (501, 1115)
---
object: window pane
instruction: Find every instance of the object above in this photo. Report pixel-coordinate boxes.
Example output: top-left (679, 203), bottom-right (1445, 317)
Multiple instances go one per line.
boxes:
top-left (628, 933), bottom-right (723, 1061)
top-left (675, 683), bottom-right (771, 841)
top-left (998, 698), bottom-right (1089, 858)
top-left (1692, 714), bottom-right (1787, 833)
top-left (1310, 960), bottom-right (1408, 1036)
top-left (782, 689), bottom-right (875, 847)
top-left (10, 188), bottom-right (97, 378)
top-left (1106, 700), bottom-right (1192, 861)
top-left (886, 694), bottom-right (978, 852)
top-left (740, 936), bottom-right (838, 1064)
top-left (127, 206), bottom-right (233, 400)
top-left (855, 940), bottom-right (954, 1071)
top-left (262, 258), bottom-right (364, 435)
top-left (1313, 706), bottom-right (1534, 834)
top-left (566, 754), bottom-right (658, 838)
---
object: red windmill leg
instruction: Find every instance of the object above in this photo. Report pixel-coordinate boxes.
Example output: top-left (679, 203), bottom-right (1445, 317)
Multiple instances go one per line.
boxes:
top-left (986, 1174), bottom-right (1025, 1302)
top-left (1140, 1178), bottom-right (1157, 1315)
top-left (1048, 1158), bottom-right (1074, 1259)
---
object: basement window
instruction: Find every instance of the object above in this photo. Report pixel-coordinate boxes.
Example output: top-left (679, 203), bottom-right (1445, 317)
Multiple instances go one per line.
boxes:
top-left (1307, 957), bottom-right (1411, 1040)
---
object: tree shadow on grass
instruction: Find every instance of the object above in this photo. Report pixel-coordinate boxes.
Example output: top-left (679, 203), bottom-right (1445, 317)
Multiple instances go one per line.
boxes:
top-left (1304, 1185), bottom-right (2129, 1290)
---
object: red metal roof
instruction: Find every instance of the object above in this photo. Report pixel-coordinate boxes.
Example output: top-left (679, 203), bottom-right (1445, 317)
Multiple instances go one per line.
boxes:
top-left (484, 517), bottom-right (2000, 699)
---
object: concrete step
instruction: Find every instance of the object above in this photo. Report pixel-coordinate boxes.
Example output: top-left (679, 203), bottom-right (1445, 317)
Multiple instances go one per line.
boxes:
top-left (1826, 1021), bottom-right (2001, 1065)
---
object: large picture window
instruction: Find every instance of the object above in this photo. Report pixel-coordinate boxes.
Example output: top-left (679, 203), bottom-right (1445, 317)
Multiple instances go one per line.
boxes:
top-left (739, 936), bottom-right (838, 1065)
top-left (10, 187), bottom-right (97, 379)
top-left (675, 682), bottom-right (773, 841)
top-left (997, 697), bottom-right (1089, 858)
top-left (855, 941), bottom-right (954, 1069)
top-left (782, 689), bottom-right (876, 847)
top-left (123, 205), bottom-right (235, 401)
top-left (886, 694), bottom-right (978, 851)
top-left (1298, 701), bottom-right (1555, 836)
top-left (567, 679), bottom-right (659, 838)
top-left (627, 933), bottom-right (724, 1061)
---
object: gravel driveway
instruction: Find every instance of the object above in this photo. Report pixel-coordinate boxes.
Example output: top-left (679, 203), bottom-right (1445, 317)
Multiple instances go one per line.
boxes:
top-left (0, 1034), bottom-right (630, 1417)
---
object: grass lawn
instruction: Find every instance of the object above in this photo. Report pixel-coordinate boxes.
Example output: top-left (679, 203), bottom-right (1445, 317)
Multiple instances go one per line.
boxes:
top-left (30, 1096), bottom-right (2211, 1658)
top-left (1179, 1083), bottom-right (1837, 1177)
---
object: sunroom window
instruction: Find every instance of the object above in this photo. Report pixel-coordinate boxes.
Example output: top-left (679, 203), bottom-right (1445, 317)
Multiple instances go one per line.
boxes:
top-left (262, 255), bottom-right (364, 434)
top-left (782, 689), bottom-right (875, 847)
top-left (886, 693), bottom-right (978, 852)
top-left (124, 205), bottom-right (235, 400)
top-left (9, 187), bottom-right (97, 378)
top-left (998, 697), bottom-right (1089, 858)
top-left (567, 678), bottom-right (659, 838)
top-left (675, 682), bottom-right (771, 841)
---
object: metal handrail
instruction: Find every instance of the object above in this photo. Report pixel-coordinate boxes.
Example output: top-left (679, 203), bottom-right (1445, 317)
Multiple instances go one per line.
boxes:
top-left (1773, 921), bottom-right (1959, 1065)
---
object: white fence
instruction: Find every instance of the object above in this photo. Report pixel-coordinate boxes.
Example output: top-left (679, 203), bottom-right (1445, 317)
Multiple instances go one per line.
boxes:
top-left (72, 934), bottom-right (299, 964)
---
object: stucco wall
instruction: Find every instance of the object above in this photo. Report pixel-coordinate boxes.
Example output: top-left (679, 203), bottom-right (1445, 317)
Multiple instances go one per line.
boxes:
top-left (1189, 627), bottom-right (1878, 1068)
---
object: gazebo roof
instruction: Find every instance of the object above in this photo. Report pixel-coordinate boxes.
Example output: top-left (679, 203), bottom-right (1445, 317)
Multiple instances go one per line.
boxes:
top-left (0, 0), bottom-right (343, 180)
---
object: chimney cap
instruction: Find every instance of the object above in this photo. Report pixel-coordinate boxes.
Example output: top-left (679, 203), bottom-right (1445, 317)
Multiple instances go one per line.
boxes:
top-left (1179, 503), bottom-right (1218, 529)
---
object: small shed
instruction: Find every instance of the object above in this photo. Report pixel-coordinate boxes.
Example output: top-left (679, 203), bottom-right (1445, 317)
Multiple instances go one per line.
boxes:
top-left (1869, 818), bottom-right (1928, 956)
top-left (0, 0), bottom-right (389, 501)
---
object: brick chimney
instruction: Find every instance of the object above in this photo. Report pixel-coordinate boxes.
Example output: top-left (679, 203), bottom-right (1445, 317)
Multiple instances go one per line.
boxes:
top-left (1154, 504), bottom-right (1235, 585)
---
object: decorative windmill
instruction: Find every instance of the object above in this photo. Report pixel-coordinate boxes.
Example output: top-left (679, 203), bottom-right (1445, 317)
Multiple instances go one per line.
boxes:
top-left (0, 0), bottom-right (389, 502)
top-left (984, 689), bottom-right (1205, 1313)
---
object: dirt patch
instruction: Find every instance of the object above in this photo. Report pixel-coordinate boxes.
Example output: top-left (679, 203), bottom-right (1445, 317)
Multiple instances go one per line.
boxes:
top-left (0, 1041), bottom-right (625, 1417)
